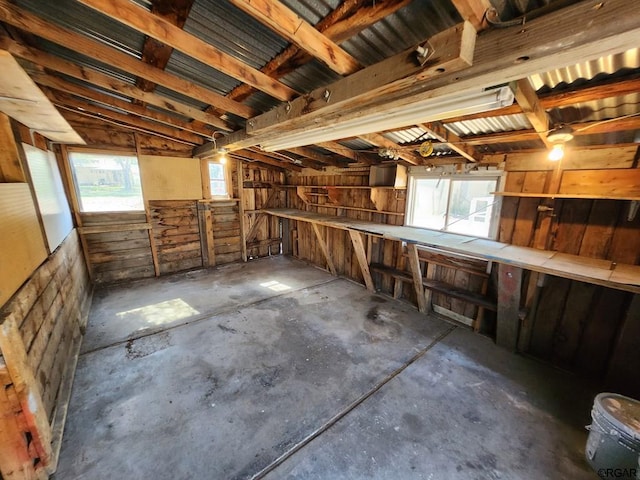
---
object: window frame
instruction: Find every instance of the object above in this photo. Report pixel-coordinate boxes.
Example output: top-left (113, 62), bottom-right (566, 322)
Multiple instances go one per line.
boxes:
top-left (66, 147), bottom-right (145, 213)
top-left (405, 170), bottom-right (504, 239)
top-left (205, 159), bottom-right (231, 200)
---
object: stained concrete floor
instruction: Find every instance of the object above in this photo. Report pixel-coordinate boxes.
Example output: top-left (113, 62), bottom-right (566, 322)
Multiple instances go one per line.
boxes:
top-left (55, 256), bottom-right (599, 479)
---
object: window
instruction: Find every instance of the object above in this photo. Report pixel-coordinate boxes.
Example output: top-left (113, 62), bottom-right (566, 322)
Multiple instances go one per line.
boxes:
top-left (208, 161), bottom-right (229, 198)
top-left (406, 174), bottom-right (501, 238)
top-left (68, 151), bottom-right (144, 212)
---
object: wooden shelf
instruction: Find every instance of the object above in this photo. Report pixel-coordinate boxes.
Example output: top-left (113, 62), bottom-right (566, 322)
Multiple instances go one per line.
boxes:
top-left (494, 192), bottom-right (640, 201)
top-left (283, 185), bottom-right (406, 190)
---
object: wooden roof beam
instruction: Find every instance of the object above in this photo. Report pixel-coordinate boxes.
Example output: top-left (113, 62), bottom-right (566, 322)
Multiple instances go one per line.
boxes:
top-left (224, 0), bottom-right (411, 105)
top-left (228, 0), bottom-right (361, 76)
top-left (0, 34), bottom-right (228, 130)
top-left (419, 122), bottom-right (482, 162)
top-left (359, 133), bottom-right (423, 166)
top-left (30, 71), bottom-right (213, 139)
top-left (0, 0), bottom-right (254, 119)
top-left (284, 147), bottom-right (349, 167)
top-left (513, 78), bottom-right (553, 148)
top-left (317, 141), bottom-right (379, 165)
top-left (46, 90), bottom-right (202, 145)
top-left (136, 0), bottom-right (195, 93)
top-left (449, 0), bottom-right (492, 31)
top-left (230, 149), bottom-right (303, 172)
top-left (77, 0), bottom-right (297, 102)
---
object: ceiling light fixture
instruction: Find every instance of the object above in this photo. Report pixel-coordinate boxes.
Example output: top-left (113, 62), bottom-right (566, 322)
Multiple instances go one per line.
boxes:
top-left (546, 125), bottom-right (574, 161)
top-left (260, 86), bottom-right (515, 152)
top-left (211, 131), bottom-right (228, 164)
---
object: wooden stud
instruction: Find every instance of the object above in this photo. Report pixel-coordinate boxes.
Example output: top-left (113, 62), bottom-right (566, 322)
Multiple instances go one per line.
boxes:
top-left (407, 243), bottom-right (427, 313)
top-left (496, 264), bottom-right (523, 351)
top-left (237, 160), bottom-right (248, 262)
top-left (348, 230), bottom-right (375, 292)
top-left (312, 223), bottom-right (337, 275)
top-left (135, 133), bottom-right (160, 276)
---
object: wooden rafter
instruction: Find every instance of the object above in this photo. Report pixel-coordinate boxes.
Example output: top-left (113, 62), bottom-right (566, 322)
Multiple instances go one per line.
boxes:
top-left (31, 71), bottom-right (212, 139)
top-left (136, 0), bottom-right (195, 93)
top-left (317, 141), bottom-right (378, 165)
top-left (355, 133), bottom-right (424, 166)
top-left (223, 0), bottom-right (411, 105)
top-left (0, 35), bottom-right (229, 130)
top-left (449, 0), bottom-right (492, 31)
top-left (419, 122), bottom-right (482, 162)
top-left (0, 0), bottom-right (253, 119)
top-left (231, 149), bottom-right (303, 172)
top-left (228, 0), bottom-right (361, 76)
top-left (284, 147), bottom-right (348, 167)
top-left (47, 90), bottom-right (202, 145)
top-left (513, 78), bottom-right (552, 148)
top-left (77, 0), bottom-right (297, 101)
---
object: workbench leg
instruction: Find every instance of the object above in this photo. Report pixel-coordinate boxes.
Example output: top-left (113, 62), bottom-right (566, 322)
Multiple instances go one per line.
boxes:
top-left (496, 264), bottom-right (523, 351)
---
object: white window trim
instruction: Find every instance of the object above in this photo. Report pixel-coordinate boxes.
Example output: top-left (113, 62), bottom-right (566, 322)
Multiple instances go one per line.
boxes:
top-left (207, 159), bottom-right (231, 200)
top-left (405, 170), bottom-right (505, 240)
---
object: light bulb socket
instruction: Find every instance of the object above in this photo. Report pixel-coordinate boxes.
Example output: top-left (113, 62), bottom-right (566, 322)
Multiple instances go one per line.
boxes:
top-left (547, 125), bottom-right (574, 144)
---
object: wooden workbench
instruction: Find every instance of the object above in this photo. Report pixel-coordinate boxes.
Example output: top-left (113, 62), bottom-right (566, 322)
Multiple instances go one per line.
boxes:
top-left (264, 208), bottom-right (640, 350)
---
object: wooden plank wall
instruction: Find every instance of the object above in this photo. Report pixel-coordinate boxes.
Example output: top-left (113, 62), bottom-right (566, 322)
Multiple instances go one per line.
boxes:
top-left (81, 211), bottom-right (155, 284)
top-left (0, 229), bottom-right (91, 478)
top-left (149, 200), bottom-right (202, 274)
top-left (500, 169), bottom-right (640, 398)
top-left (286, 168), bottom-right (488, 323)
top-left (242, 165), bottom-right (285, 259)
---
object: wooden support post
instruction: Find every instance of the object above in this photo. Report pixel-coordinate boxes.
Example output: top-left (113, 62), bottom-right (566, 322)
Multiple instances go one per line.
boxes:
top-left (312, 223), bottom-right (336, 276)
top-left (135, 134), bottom-right (160, 276)
top-left (281, 218), bottom-right (291, 255)
top-left (407, 243), bottom-right (427, 313)
top-left (348, 230), bottom-right (374, 292)
top-left (393, 242), bottom-right (406, 299)
top-left (237, 160), bottom-right (248, 262)
top-left (0, 317), bottom-right (53, 471)
top-left (517, 272), bottom-right (546, 352)
top-left (423, 262), bottom-right (437, 312)
top-left (197, 202), bottom-right (215, 267)
top-left (496, 264), bottom-right (523, 351)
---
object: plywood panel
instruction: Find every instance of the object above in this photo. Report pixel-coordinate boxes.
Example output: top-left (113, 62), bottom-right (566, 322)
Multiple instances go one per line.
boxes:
top-left (560, 169), bottom-right (640, 198)
top-left (0, 183), bottom-right (47, 306)
top-left (139, 155), bottom-right (202, 200)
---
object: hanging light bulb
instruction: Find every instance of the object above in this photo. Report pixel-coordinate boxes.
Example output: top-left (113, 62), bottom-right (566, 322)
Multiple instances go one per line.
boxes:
top-left (548, 143), bottom-right (565, 161)
top-left (546, 125), bottom-right (574, 161)
top-left (217, 148), bottom-right (228, 164)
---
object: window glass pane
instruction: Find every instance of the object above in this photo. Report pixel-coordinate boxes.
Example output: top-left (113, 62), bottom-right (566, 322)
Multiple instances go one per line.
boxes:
top-left (69, 152), bottom-right (143, 212)
top-left (446, 179), bottom-right (497, 237)
top-left (409, 178), bottom-right (449, 230)
top-left (208, 162), bottom-right (228, 197)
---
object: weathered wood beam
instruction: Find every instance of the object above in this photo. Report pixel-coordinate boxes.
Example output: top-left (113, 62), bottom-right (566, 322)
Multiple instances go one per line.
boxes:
top-left (407, 243), bottom-right (427, 313)
top-left (0, 1), bottom-right (253, 119)
top-left (246, 22), bottom-right (476, 136)
top-left (312, 223), bottom-right (337, 275)
top-left (224, 0), bottom-right (411, 104)
top-left (285, 146), bottom-right (347, 167)
top-left (450, 0), bottom-right (492, 30)
top-left (317, 141), bottom-right (378, 165)
top-left (359, 133), bottom-right (423, 166)
top-left (31, 71), bottom-right (212, 139)
top-left (228, 0), bottom-right (361, 75)
top-left (496, 264), bottom-right (523, 351)
top-left (251, 0), bottom-right (639, 143)
top-left (47, 90), bottom-right (202, 145)
top-left (136, 0), bottom-right (195, 92)
top-left (348, 230), bottom-right (375, 292)
top-left (77, 0), bottom-right (297, 101)
top-left (419, 122), bottom-right (482, 162)
top-left (0, 34), bottom-right (230, 130)
top-left (230, 150), bottom-right (302, 172)
top-left (513, 78), bottom-right (552, 147)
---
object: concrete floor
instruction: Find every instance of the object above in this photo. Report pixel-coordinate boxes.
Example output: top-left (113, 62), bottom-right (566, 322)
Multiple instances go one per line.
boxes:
top-left (55, 256), bottom-right (598, 479)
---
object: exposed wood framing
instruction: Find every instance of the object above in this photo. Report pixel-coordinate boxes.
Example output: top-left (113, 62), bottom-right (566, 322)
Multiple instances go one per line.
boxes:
top-left (359, 133), bottom-right (423, 166)
top-left (406, 243), bottom-right (427, 313)
top-left (513, 78), bottom-right (552, 148)
top-left (348, 230), bottom-right (375, 292)
top-left (496, 264), bottom-right (523, 351)
top-left (77, 0), bottom-right (297, 101)
top-left (285, 147), bottom-right (347, 167)
top-left (419, 122), bottom-right (481, 162)
top-left (312, 223), bottom-right (337, 275)
top-left (136, 0), bottom-right (195, 92)
top-left (231, 150), bottom-right (303, 172)
top-left (0, 1), bottom-right (252, 119)
top-left (228, 0), bottom-right (361, 75)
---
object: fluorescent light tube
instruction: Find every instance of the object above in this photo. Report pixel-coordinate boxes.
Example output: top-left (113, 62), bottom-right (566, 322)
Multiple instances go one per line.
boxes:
top-left (260, 87), bottom-right (514, 151)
